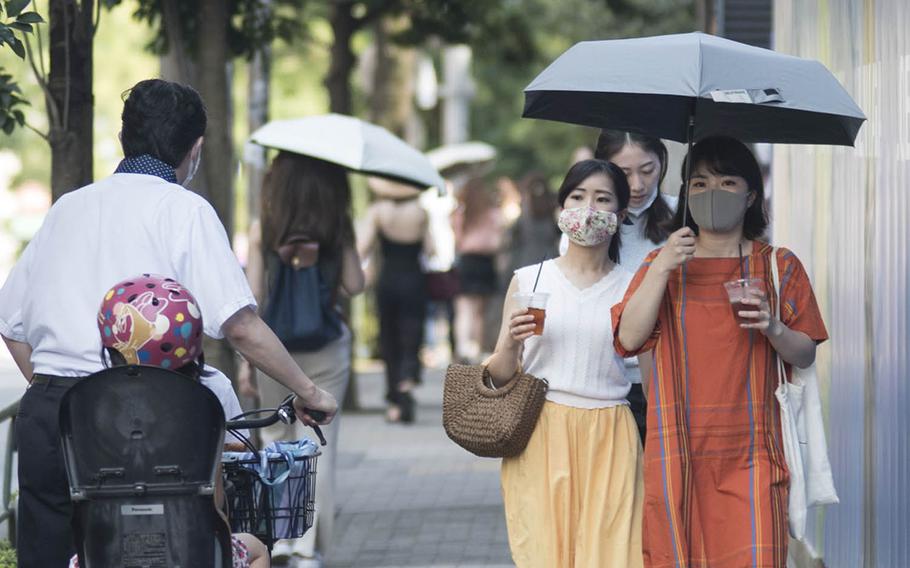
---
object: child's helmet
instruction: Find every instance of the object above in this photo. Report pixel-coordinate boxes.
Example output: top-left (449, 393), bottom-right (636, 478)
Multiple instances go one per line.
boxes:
top-left (97, 274), bottom-right (203, 369)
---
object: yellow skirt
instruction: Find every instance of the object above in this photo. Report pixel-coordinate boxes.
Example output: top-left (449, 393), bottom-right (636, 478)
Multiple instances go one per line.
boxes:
top-left (501, 401), bottom-right (644, 568)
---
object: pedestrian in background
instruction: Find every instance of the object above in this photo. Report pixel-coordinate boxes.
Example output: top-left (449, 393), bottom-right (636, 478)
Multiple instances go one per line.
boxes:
top-left (240, 151), bottom-right (364, 566)
top-left (487, 159), bottom-right (643, 568)
top-left (614, 137), bottom-right (827, 567)
top-left (595, 130), bottom-right (678, 444)
top-left (451, 177), bottom-right (504, 364)
top-left (506, 172), bottom-right (560, 275)
top-left (358, 178), bottom-right (432, 424)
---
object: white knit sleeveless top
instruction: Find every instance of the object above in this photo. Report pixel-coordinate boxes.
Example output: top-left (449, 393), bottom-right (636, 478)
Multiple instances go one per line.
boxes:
top-left (515, 260), bottom-right (633, 409)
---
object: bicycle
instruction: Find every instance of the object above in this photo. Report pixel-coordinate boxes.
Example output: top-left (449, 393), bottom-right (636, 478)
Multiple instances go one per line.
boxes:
top-left (59, 365), bottom-right (326, 567)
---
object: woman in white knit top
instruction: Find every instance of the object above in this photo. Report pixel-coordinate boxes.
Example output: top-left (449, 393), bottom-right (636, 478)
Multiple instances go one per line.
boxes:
top-left (486, 159), bottom-right (643, 568)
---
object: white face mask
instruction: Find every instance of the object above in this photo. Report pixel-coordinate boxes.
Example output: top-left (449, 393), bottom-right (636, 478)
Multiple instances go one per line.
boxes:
top-left (627, 190), bottom-right (659, 216)
top-left (183, 152), bottom-right (201, 187)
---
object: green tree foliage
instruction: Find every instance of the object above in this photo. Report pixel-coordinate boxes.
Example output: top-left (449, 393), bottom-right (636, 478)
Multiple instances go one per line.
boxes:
top-left (299, 1), bottom-right (535, 114)
top-left (108, 0), bottom-right (304, 59)
top-left (0, 0), bottom-right (44, 135)
top-left (0, 540), bottom-right (14, 567)
top-left (471, 0), bottom-right (693, 181)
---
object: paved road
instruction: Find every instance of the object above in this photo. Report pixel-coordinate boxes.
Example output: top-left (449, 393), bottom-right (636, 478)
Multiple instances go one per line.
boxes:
top-left (323, 363), bottom-right (513, 568)
top-left (0, 355), bottom-right (517, 565)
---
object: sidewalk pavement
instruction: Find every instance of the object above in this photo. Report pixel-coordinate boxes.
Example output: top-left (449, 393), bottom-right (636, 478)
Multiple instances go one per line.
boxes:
top-left (323, 362), bottom-right (513, 568)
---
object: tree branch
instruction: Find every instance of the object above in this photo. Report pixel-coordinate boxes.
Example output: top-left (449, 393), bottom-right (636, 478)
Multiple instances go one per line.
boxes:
top-left (23, 33), bottom-right (61, 130)
top-left (93, 0), bottom-right (101, 36)
top-left (36, 9), bottom-right (48, 79)
top-left (24, 120), bottom-right (49, 141)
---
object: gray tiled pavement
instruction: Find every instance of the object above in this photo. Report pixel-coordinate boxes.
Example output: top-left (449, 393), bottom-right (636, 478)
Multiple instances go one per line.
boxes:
top-left (324, 363), bottom-right (513, 568)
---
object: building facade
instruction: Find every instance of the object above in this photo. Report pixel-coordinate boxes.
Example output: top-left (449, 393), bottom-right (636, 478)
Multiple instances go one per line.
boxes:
top-left (772, 1), bottom-right (910, 566)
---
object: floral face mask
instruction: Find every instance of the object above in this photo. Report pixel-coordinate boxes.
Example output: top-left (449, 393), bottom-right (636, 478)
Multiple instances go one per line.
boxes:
top-left (557, 206), bottom-right (619, 247)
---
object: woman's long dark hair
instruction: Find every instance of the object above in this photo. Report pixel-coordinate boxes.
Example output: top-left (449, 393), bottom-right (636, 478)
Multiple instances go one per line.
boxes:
top-left (556, 159), bottom-right (631, 264)
top-left (261, 151), bottom-right (355, 253)
top-left (595, 130), bottom-right (673, 244)
top-left (668, 137), bottom-right (769, 239)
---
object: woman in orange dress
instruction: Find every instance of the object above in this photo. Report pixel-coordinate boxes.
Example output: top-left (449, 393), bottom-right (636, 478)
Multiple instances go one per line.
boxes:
top-left (612, 137), bottom-right (828, 568)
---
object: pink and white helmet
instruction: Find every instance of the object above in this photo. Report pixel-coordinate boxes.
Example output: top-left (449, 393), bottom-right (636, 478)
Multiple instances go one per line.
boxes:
top-left (97, 274), bottom-right (203, 369)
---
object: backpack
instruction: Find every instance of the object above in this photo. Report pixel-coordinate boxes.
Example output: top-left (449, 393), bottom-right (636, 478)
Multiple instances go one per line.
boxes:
top-left (262, 235), bottom-right (343, 352)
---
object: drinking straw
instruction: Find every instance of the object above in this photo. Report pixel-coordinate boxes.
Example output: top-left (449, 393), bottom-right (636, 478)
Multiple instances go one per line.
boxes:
top-left (738, 243), bottom-right (746, 281)
top-left (532, 256), bottom-right (546, 292)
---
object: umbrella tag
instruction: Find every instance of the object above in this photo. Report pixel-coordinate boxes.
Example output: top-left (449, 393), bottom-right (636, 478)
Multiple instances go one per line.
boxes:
top-left (710, 88), bottom-right (784, 105)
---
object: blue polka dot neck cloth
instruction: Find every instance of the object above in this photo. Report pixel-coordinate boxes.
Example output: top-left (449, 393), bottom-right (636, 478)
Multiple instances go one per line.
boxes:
top-left (115, 154), bottom-right (178, 184)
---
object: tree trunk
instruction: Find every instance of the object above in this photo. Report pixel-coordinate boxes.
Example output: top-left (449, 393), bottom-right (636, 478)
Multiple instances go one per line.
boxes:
top-left (367, 19), bottom-right (391, 127)
top-left (326, 1), bottom-right (360, 409)
top-left (197, 0), bottom-right (236, 376)
top-left (159, 0), bottom-right (236, 377)
top-left (441, 45), bottom-right (473, 145)
top-left (247, 45), bottom-right (270, 222)
top-left (368, 17), bottom-right (418, 140)
top-left (197, 0), bottom-right (234, 237)
top-left (325, 1), bottom-right (356, 114)
top-left (47, 0), bottom-right (94, 201)
top-left (159, 0), bottom-right (197, 86)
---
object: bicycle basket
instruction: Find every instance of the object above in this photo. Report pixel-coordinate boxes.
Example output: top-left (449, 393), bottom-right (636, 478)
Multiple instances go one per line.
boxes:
top-left (222, 440), bottom-right (320, 544)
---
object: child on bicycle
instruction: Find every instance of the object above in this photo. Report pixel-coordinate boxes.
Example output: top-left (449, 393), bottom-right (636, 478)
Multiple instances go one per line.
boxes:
top-left (69, 274), bottom-right (268, 568)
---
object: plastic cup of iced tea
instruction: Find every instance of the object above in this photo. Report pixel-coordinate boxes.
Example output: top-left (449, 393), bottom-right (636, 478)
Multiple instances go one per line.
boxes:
top-left (723, 278), bottom-right (764, 325)
top-left (514, 292), bottom-right (550, 335)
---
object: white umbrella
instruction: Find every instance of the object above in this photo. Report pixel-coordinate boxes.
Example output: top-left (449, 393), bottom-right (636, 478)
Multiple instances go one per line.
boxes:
top-left (426, 142), bottom-right (497, 174)
top-left (249, 114), bottom-right (446, 194)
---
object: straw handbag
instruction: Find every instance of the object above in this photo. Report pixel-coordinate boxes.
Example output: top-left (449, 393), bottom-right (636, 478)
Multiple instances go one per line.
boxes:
top-left (442, 364), bottom-right (548, 458)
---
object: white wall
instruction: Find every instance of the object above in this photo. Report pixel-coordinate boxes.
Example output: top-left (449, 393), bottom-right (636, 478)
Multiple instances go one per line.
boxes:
top-left (773, 1), bottom-right (910, 566)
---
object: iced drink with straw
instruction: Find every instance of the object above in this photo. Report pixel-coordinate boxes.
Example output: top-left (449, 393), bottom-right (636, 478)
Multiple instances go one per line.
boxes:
top-left (514, 292), bottom-right (550, 335)
top-left (723, 278), bottom-right (763, 324)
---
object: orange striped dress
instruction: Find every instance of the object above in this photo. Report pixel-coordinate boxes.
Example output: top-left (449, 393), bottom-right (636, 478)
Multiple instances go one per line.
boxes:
top-left (611, 243), bottom-right (828, 568)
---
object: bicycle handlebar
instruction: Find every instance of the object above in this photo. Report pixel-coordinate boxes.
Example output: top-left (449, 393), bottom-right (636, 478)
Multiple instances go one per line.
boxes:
top-left (226, 395), bottom-right (327, 446)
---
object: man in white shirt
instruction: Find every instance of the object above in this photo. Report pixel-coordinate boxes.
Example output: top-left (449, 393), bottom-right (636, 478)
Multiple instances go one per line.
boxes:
top-left (0, 79), bottom-right (337, 567)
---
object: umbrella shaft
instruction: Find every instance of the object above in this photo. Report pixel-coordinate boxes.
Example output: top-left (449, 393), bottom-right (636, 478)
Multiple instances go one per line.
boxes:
top-left (681, 114), bottom-right (696, 228)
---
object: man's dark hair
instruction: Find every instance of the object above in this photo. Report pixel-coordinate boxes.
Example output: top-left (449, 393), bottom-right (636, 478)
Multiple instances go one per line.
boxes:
top-left (669, 137), bottom-right (769, 240)
top-left (120, 79), bottom-right (207, 168)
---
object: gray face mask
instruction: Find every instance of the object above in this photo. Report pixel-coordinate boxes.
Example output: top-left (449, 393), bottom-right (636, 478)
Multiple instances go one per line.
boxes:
top-left (688, 189), bottom-right (749, 232)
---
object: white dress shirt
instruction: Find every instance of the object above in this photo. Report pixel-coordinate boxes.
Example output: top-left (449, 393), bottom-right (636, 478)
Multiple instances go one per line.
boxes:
top-left (201, 365), bottom-right (249, 440)
top-left (0, 173), bottom-right (256, 377)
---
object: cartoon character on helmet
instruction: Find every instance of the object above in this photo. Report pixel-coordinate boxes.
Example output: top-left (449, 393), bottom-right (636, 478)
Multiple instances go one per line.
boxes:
top-left (97, 274), bottom-right (203, 370)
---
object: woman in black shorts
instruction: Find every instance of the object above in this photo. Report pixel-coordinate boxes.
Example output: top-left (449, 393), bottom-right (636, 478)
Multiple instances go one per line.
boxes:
top-left (451, 178), bottom-right (505, 363)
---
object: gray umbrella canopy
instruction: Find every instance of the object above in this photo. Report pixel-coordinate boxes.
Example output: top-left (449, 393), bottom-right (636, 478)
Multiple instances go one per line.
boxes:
top-left (523, 32), bottom-right (865, 146)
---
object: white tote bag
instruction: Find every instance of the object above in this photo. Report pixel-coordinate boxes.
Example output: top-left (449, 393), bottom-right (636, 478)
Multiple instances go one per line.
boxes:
top-left (774, 365), bottom-right (807, 539)
top-left (770, 248), bottom-right (839, 540)
top-left (799, 363), bottom-right (839, 506)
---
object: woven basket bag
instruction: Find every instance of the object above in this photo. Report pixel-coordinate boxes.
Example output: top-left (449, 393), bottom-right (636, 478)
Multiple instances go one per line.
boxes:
top-left (442, 363), bottom-right (548, 458)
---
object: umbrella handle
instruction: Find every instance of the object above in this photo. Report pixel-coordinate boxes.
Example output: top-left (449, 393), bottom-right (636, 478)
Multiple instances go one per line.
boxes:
top-left (681, 112), bottom-right (696, 228)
